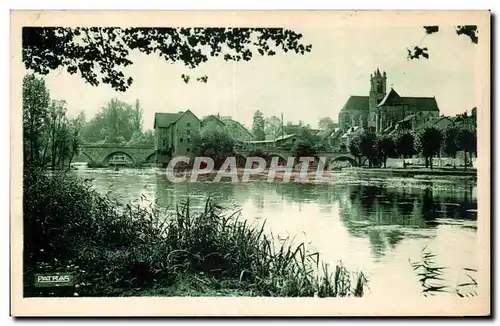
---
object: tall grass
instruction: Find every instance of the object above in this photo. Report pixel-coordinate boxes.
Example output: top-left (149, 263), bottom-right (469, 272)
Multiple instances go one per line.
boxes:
top-left (23, 167), bottom-right (367, 297)
top-left (409, 246), bottom-right (478, 297)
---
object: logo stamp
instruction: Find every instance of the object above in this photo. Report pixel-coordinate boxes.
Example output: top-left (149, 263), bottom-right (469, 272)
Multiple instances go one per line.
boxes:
top-left (34, 273), bottom-right (75, 287)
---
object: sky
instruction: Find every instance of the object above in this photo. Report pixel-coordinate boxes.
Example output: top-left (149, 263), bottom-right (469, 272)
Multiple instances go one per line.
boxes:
top-left (40, 26), bottom-right (479, 131)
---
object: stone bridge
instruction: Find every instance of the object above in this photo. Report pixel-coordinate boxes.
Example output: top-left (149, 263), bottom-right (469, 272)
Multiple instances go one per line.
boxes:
top-left (75, 143), bottom-right (156, 167)
top-left (75, 144), bottom-right (361, 168)
top-left (234, 149), bottom-right (360, 167)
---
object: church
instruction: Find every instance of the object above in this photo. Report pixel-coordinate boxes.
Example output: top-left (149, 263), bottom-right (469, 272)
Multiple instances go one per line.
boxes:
top-left (338, 69), bottom-right (440, 133)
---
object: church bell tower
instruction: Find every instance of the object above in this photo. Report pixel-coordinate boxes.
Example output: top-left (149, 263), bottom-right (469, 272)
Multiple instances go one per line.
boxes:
top-left (369, 68), bottom-right (387, 109)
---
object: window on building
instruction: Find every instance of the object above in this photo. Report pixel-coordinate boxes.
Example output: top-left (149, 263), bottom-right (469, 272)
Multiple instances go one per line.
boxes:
top-left (187, 122), bottom-right (191, 127)
top-left (187, 138), bottom-right (191, 143)
top-left (179, 138), bottom-right (183, 144)
top-left (187, 148), bottom-right (191, 152)
top-left (162, 139), bottom-right (166, 147)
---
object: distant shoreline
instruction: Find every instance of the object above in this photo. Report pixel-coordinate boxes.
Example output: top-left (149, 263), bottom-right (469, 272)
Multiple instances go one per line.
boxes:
top-left (73, 164), bottom-right (477, 183)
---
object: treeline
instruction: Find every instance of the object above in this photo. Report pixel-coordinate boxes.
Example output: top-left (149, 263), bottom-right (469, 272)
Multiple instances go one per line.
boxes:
top-left (23, 74), bottom-right (83, 169)
top-left (347, 114), bottom-right (477, 169)
top-left (81, 98), bottom-right (155, 145)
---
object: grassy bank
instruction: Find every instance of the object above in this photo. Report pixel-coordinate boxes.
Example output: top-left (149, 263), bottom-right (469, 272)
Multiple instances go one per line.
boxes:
top-left (343, 167), bottom-right (477, 181)
top-left (23, 167), bottom-right (367, 297)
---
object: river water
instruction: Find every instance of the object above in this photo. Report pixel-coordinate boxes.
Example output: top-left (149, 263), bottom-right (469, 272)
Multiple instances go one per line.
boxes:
top-left (73, 165), bottom-right (478, 298)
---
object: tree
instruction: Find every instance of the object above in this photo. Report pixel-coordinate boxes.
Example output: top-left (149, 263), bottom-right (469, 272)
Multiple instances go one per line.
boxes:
top-left (376, 135), bottom-right (395, 168)
top-left (265, 116), bottom-right (282, 140)
top-left (407, 25), bottom-right (478, 60)
top-left (252, 110), bottom-right (266, 141)
top-left (456, 126), bottom-right (477, 169)
top-left (318, 117), bottom-right (335, 131)
top-left (23, 73), bottom-right (80, 169)
top-left (292, 139), bottom-right (316, 159)
top-left (348, 135), bottom-right (363, 166)
top-left (192, 125), bottom-right (235, 169)
top-left (132, 99), bottom-right (143, 133)
top-left (359, 132), bottom-right (377, 168)
top-left (415, 127), bottom-right (443, 170)
top-left (81, 98), bottom-right (139, 144)
top-left (392, 131), bottom-right (416, 168)
top-left (23, 74), bottom-right (50, 166)
top-left (442, 126), bottom-right (459, 168)
top-left (22, 27), bottom-right (312, 92)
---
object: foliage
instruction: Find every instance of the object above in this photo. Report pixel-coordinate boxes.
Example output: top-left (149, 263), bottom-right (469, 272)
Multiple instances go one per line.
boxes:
top-left (318, 117), bottom-right (335, 131)
top-left (359, 132), bottom-right (378, 168)
top-left (441, 126), bottom-right (460, 160)
top-left (414, 127), bottom-right (443, 170)
top-left (23, 27), bottom-right (312, 92)
top-left (392, 131), bottom-right (416, 160)
top-left (23, 168), bottom-right (367, 297)
top-left (81, 97), bottom-right (153, 145)
top-left (410, 246), bottom-right (478, 297)
top-left (264, 116), bottom-right (283, 140)
top-left (292, 139), bottom-right (316, 159)
top-left (375, 135), bottom-right (396, 168)
top-left (407, 25), bottom-right (478, 60)
top-left (456, 126), bottom-right (477, 169)
top-left (348, 135), bottom-right (362, 166)
top-left (192, 125), bottom-right (235, 168)
top-left (252, 110), bottom-right (266, 141)
top-left (23, 74), bottom-right (80, 168)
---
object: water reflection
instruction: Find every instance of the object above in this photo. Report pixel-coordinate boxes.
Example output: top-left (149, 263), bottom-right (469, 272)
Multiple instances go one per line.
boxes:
top-left (74, 167), bottom-right (478, 297)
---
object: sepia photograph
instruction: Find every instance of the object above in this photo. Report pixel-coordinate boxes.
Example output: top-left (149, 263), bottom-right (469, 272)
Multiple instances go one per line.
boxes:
top-left (10, 10), bottom-right (491, 316)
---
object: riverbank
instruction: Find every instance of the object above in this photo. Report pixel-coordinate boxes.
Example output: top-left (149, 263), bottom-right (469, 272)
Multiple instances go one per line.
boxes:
top-left (342, 167), bottom-right (477, 181)
top-left (24, 168), bottom-right (367, 298)
top-left (165, 166), bottom-right (476, 184)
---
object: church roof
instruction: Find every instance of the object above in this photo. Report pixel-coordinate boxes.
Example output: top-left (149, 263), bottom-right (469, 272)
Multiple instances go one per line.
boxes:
top-left (340, 91), bottom-right (439, 112)
top-left (402, 97), bottom-right (439, 111)
top-left (340, 96), bottom-right (370, 112)
top-left (377, 88), bottom-right (402, 107)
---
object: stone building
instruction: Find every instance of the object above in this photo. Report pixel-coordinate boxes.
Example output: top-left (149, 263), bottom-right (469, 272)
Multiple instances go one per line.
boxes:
top-left (338, 68), bottom-right (440, 133)
top-left (154, 110), bottom-right (201, 165)
top-left (201, 114), bottom-right (254, 141)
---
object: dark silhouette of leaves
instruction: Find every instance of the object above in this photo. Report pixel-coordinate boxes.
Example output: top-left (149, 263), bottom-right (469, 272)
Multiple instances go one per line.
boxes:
top-left (22, 27), bottom-right (312, 92)
top-left (407, 25), bottom-right (478, 60)
top-left (423, 26), bottom-right (439, 34)
top-left (407, 46), bottom-right (429, 60)
top-left (456, 25), bottom-right (479, 44)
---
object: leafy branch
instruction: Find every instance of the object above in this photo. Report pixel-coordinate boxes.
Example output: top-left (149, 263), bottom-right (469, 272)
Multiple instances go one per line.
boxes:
top-left (22, 27), bottom-right (312, 92)
top-left (407, 25), bottom-right (478, 60)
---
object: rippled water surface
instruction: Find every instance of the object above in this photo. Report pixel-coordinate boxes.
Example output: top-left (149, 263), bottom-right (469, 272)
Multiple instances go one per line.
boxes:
top-left (74, 166), bottom-right (478, 298)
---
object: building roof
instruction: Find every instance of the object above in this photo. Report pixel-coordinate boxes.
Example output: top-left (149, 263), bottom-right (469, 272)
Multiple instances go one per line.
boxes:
top-left (154, 112), bottom-right (183, 128)
top-left (221, 118), bottom-right (253, 137)
top-left (202, 115), bottom-right (226, 126)
top-left (340, 89), bottom-right (440, 113)
top-left (275, 134), bottom-right (296, 141)
top-left (340, 96), bottom-right (370, 112)
top-left (318, 127), bottom-right (342, 139)
top-left (420, 116), bottom-right (455, 129)
top-left (377, 88), bottom-right (402, 107)
top-left (401, 97), bottom-right (439, 112)
top-left (154, 110), bottom-right (199, 129)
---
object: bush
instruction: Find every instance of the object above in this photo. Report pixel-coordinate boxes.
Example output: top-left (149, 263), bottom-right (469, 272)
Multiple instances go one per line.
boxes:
top-left (23, 168), bottom-right (367, 297)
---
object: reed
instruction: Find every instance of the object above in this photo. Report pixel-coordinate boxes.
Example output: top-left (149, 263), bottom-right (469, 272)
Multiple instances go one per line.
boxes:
top-left (410, 246), bottom-right (478, 297)
top-left (23, 168), bottom-right (367, 297)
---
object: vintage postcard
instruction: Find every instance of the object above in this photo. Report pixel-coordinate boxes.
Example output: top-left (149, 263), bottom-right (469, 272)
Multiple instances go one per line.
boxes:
top-left (10, 10), bottom-right (491, 317)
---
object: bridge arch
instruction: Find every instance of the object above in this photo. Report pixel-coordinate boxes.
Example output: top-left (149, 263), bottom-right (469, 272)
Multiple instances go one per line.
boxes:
top-left (329, 155), bottom-right (358, 167)
top-left (102, 151), bottom-right (136, 166)
top-left (144, 152), bottom-right (157, 164)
